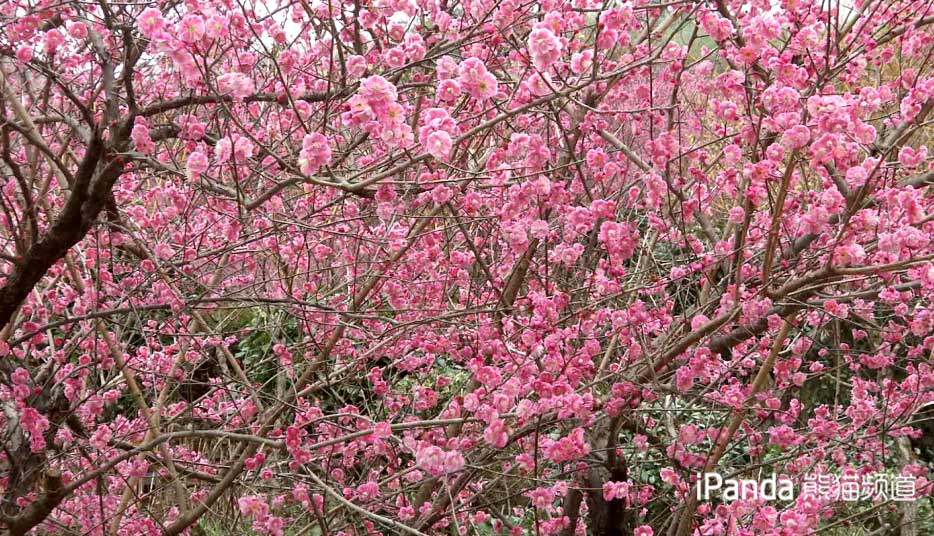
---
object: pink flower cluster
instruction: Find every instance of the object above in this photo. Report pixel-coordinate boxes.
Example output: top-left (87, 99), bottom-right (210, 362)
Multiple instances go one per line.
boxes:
top-left (238, 495), bottom-right (286, 536)
top-left (458, 58), bottom-right (499, 102)
top-left (298, 132), bottom-right (332, 175)
top-left (215, 135), bottom-right (254, 164)
top-left (187, 151), bottom-right (209, 178)
top-left (343, 75), bottom-right (413, 147)
top-left (418, 108), bottom-right (458, 161)
top-left (216, 72), bottom-right (255, 101)
top-left (528, 28), bottom-right (563, 70)
top-left (543, 427), bottom-right (591, 463)
top-left (20, 407), bottom-right (49, 453)
top-left (415, 444), bottom-right (465, 476)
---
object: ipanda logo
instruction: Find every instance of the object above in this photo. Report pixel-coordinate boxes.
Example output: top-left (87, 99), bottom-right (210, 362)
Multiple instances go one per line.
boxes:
top-left (697, 473), bottom-right (795, 502)
top-left (697, 472), bottom-right (919, 503)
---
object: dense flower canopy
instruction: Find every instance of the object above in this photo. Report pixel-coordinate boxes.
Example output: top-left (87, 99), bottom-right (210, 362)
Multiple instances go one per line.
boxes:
top-left (1, 0), bottom-right (934, 534)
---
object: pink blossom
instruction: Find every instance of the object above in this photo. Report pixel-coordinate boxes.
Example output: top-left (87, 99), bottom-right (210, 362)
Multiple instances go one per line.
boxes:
top-left (187, 151), bottom-right (209, 178)
top-left (484, 418), bottom-right (509, 448)
top-left (570, 50), bottom-right (593, 74)
top-left (436, 79), bottom-right (461, 102)
top-left (659, 467), bottom-right (681, 486)
top-left (15, 46), bottom-right (33, 63)
top-left (359, 75), bottom-right (398, 112)
top-left (11, 367), bottom-right (30, 385)
top-left (154, 243), bottom-right (175, 259)
top-left (67, 22), bottom-right (88, 40)
top-left (526, 487), bottom-right (556, 508)
top-left (421, 445), bottom-right (446, 471)
top-left (356, 481), bottom-right (379, 502)
top-left (299, 132), bottom-right (332, 174)
top-left (131, 122), bottom-right (155, 154)
top-left (444, 450), bottom-right (465, 474)
top-left (6, 3), bottom-right (934, 535)
top-left (424, 130), bottom-right (453, 161)
top-left (90, 424), bottom-right (112, 450)
top-left (138, 8), bottom-right (166, 37)
top-left (43, 29), bottom-right (65, 54)
top-left (458, 58), bottom-right (498, 101)
top-left (430, 185), bottom-right (453, 205)
top-left (528, 28), bottom-right (562, 70)
top-left (177, 14), bottom-right (205, 44)
top-left (215, 135), bottom-right (254, 163)
top-left (346, 55), bottom-right (367, 78)
top-left (899, 145), bottom-right (927, 168)
top-left (205, 14), bottom-right (229, 40)
top-left (781, 124), bottom-right (811, 149)
top-left (238, 495), bottom-right (269, 520)
top-left (20, 407), bottom-right (49, 453)
top-left (264, 516), bottom-right (285, 536)
top-left (543, 428), bottom-right (591, 463)
top-left (602, 480), bottom-right (631, 501)
top-left (216, 72), bottom-right (255, 101)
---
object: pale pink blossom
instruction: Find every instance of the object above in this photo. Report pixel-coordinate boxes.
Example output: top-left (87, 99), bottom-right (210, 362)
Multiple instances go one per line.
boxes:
top-left (187, 151), bottom-right (209, 178)
top-left (528, 28), bottom-right (562, 70)
top-left (299, 132), bottom-right (332, 174)
top-left (458, 58), bottom-right (498, 101)
top-left (216, 72), bottom-right (254, 101)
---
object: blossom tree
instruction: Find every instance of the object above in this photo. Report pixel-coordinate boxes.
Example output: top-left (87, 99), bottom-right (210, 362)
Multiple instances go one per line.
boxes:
top-left (2, 0), bottom-right (934, 534)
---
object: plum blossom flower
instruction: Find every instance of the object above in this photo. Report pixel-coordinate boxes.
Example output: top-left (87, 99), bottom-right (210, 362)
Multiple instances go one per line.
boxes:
top-left (20, 407), bottom-right (49, 453)
top-left (458, 58), bottom-right (498, 101)
top-left (728, 206), bottom-right (745, 224)
top-left (444, 450), bottom-right (465, 474)
top-left (346, 55), bottom-right (367, 78)
top-left (602, 480), bottom-right (631, 501)
top-left (634, 526), bottom-right (653, 536)
top-left (599, 221), bottom-right (639, 262)
top-left (177, 14), bottom-right (205, 44)
top-left (436, 79), bottom-right (461, 102)
top-left (484, 418), bottom-right (509, 448)
top-left (299, 132), bottom-right (332, 174)
top-left (15, 46), bottom-right (33, 63)
top-left (356, 481), bottom-right (379, 502)
top-left (90, 424), bottom-right (112, 450)
top-left (154, 243), bottom-right (175, 260)
top-left (528, 28), bottom-right (562, 70)
top-left (215, 135), bottom-right (254, 164)
top-left (43, 29), bottom-right (65, 54)
top-left (187, 151), bottom-right (209, 178)
top-left (526, 487), bottom-right (556, 508)
top-left (238, 495), bottom-right (269, 520)
top-left (131, 122), bottom-right (155, 154)
top-left (216, 72), bottom-right (254, 101)
top-left (138, 8), bottom-right (166, 37)
top-left (899, 145), bottom-right (927, 168)
top-left (205, 13), bottom-right (229, 40)
top-left (11, 367), bottom-right (30, 385)
top-left (416, 445), bottom-right (446, 475)
top-left (659, 467), bottom-right (681, 486)
top-left (67, 22), bottom-right (88, 39)
top-left (416, 445), bottom-right (463, 476)
top-left (781, 124), bottom-right (811, 150)
top-left (358, 75), bottom-right (398, 116)
top-left (424, 130), bottom-right (453, 161)
top-left (419, 108), bottom-right (458, 161)
top-left (543, 428), bottom-right (591, 462)
top-left (571, 50), bottom-right (593, 74)
top-left (430, 184), bottom-right (453, 204)
top-left (343, 75), bottom-right (414, 147)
